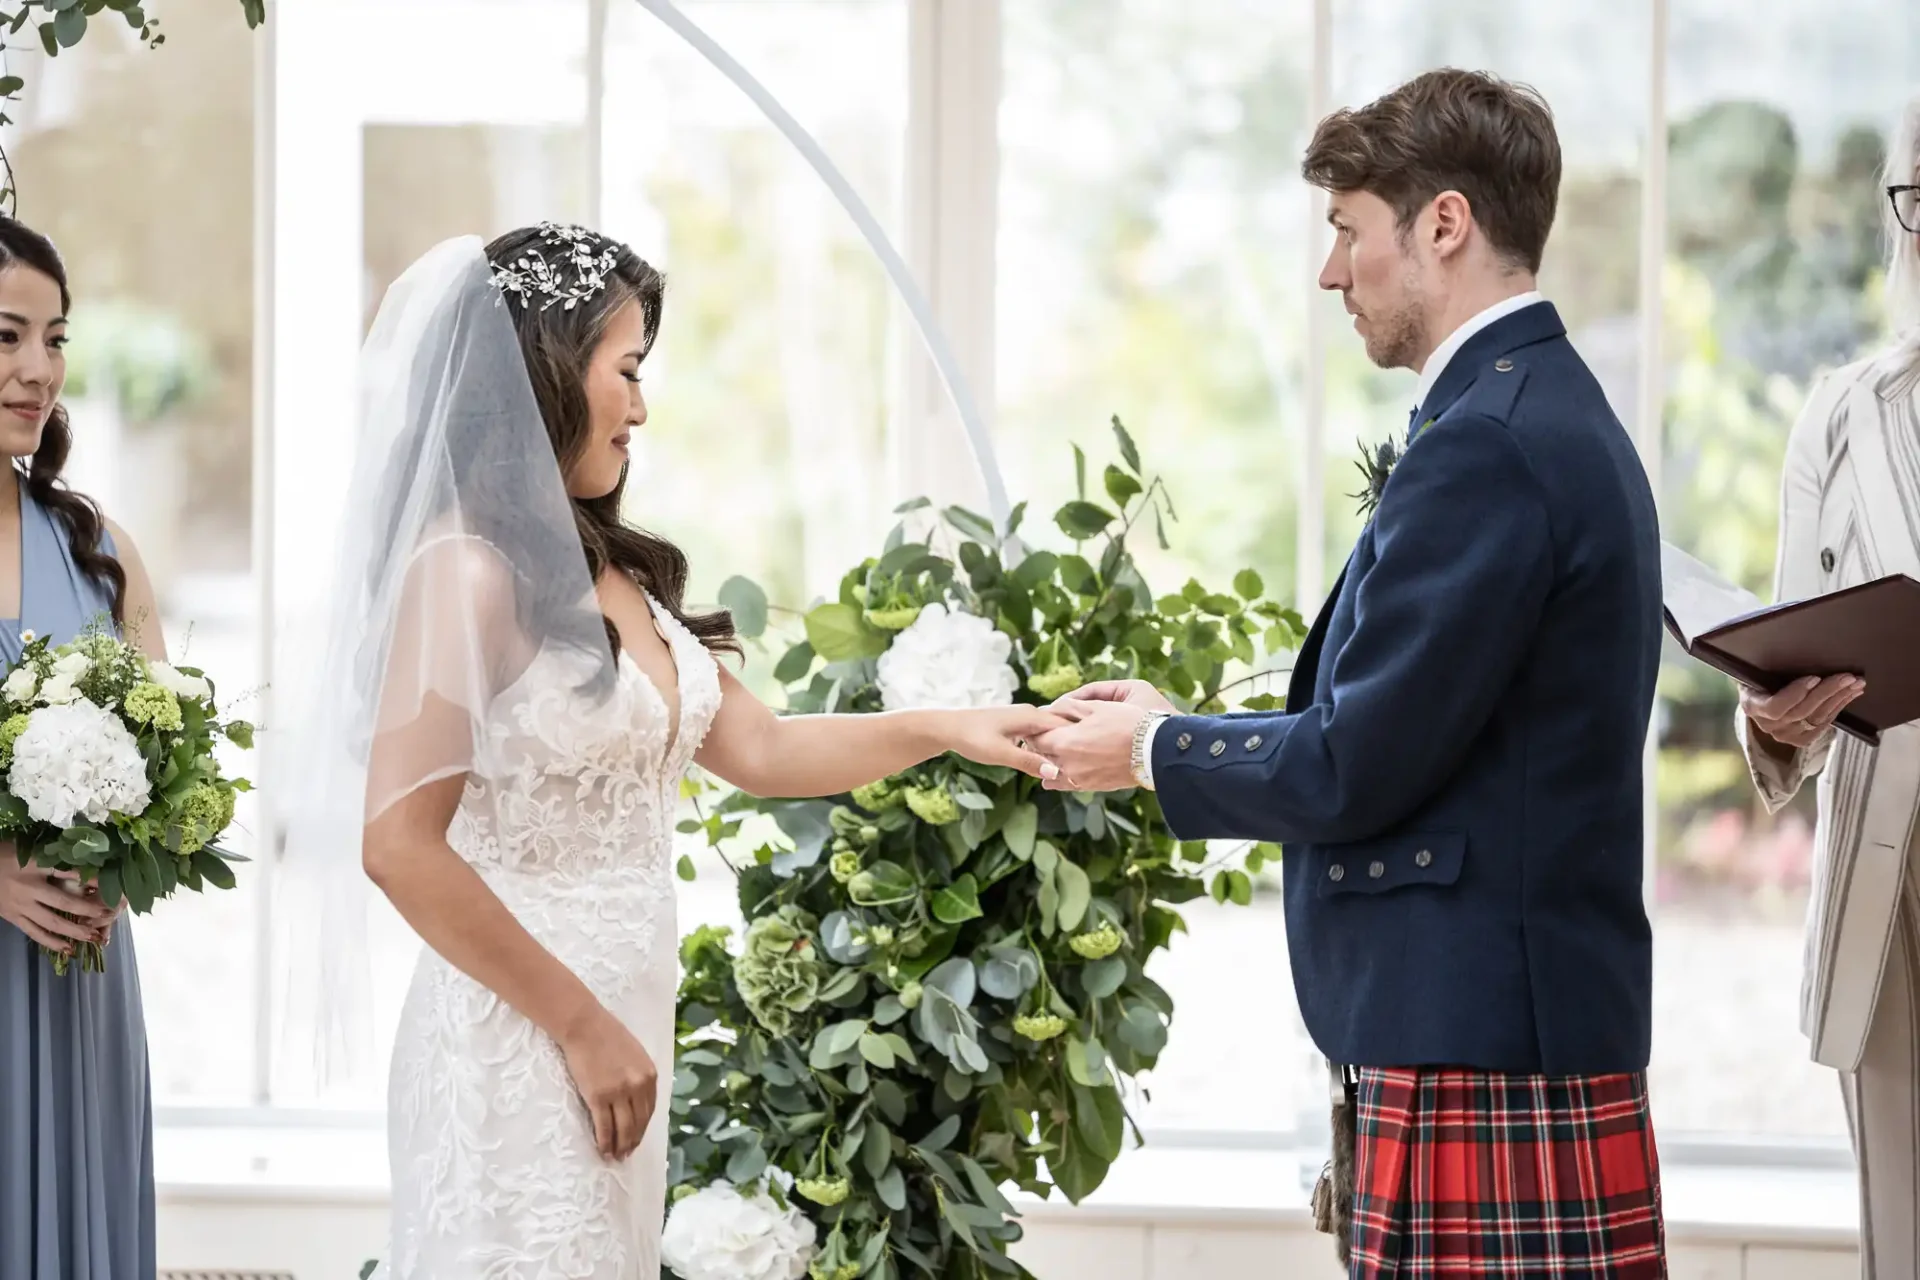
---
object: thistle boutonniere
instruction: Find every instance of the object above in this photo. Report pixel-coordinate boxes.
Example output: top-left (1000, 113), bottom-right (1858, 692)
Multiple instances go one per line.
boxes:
top-left (1351, 416), bottom-right (1435, 520)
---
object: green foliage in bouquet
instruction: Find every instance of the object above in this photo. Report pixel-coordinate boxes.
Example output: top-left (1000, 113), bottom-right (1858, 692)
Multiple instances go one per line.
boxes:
top-left (665, 422), bottom-right (1302, 1280)
top-left (3, 625), bottom-right (253, 973)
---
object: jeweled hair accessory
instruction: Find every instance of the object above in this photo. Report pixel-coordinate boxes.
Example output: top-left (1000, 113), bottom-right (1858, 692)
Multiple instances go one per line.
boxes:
top-left (489, 221), bottom-right (621, 313)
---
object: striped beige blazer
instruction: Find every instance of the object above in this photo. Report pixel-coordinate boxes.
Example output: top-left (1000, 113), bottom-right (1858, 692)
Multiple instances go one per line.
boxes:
top-left (1742, 344), bottom-right (1920, 1072)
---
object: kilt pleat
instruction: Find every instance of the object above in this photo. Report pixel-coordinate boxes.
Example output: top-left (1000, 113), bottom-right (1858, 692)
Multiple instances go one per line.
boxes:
top-left (1348, 1067), bottom-right (1666, 1278)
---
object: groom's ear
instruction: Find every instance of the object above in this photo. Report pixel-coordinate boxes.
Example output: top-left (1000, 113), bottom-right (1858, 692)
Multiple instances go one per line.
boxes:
top-left (1425, 190), bottom-right (1476, 260)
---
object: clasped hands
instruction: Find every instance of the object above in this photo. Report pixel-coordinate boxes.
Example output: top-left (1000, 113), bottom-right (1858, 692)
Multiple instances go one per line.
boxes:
top-left (1012, 679), bottom-right (1172, 793)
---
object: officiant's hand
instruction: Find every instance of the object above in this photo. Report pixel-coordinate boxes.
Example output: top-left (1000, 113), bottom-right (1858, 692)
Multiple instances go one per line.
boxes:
top-left (1741, 675), bottom-right (1864, 750)
top-left (1031, 699), bottom-right (1149, 792)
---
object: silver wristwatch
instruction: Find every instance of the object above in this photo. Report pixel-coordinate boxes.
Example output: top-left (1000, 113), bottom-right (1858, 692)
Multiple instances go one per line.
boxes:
top-left (1131, 711), bottom-right (1170, 790)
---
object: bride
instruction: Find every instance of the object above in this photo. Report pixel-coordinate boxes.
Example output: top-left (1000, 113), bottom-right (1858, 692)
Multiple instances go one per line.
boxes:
top-left (285, 226), bottom-right (1064, 1279)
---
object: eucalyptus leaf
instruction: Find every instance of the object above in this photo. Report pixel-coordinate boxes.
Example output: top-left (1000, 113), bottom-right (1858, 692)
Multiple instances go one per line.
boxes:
top-left (859, 1031), bottom-right (896, 1069)
top-left (876, 1164), bottom-right (907, 1211)
top-left (924, 957), bottom-right (977, 1007)
top-left (773, 640), bottom-right (816, 683)
top-left (978, 947), bottom-right (1039, 1000)
top-left (863, 1118), bottom-right (892, 1177)
top-left (716, 575), bottom-right (769, 638)
top-left (918, 1113), bottom-right (962, 1152)
top-left (1080, 956), bottom-right (1126, 1000)
top-left (1002, 804), bottom-right (1037, 860)
top-left (826, 1018), bottom-right (870, 1056)
top-left (1053, 858), bottom-right (1092, 932)
top-left (820, 910), bottom-right (872, 964)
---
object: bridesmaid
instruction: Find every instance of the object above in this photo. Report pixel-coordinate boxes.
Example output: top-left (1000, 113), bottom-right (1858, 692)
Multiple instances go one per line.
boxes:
top-left (0, 215), bottom-right (169, 1278)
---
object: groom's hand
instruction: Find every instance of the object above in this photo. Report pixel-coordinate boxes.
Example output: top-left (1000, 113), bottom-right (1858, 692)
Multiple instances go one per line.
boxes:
top-left (1032, 700), bottom-right (1149, 792)
top-left (1054, 679), bottom-right (1176, 714)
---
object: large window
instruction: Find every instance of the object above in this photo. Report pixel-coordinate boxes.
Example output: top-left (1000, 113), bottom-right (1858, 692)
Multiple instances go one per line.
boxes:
top-left (1653, 0), bottom-right (1920, 1141)
top-left (997, 0), bottom-right (1313, 1136)
top-left (29, 0), bottom-right (1893, 1157)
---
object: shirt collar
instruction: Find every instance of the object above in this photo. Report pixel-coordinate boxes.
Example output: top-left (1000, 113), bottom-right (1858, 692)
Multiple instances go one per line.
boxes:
top-left (1412, 290), bottom-right (1544, 420)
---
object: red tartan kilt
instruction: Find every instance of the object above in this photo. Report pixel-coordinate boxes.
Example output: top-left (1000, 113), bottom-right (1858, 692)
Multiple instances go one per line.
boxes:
top-left (1349, 1067), bottom-right (1666, 1278)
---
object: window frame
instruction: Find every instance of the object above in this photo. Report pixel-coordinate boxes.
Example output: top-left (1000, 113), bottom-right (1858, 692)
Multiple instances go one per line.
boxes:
top-left (228, 0), bottom-right (1848, 1165)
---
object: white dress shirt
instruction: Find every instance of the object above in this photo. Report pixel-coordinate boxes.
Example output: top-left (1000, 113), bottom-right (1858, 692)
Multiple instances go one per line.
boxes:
top-left (1134, 290), bottom-right (1546, 789)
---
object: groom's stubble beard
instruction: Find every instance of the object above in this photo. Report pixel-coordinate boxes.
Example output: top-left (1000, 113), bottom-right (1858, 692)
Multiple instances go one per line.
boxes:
top-left (1360, 260), bottom-right (1431, 373)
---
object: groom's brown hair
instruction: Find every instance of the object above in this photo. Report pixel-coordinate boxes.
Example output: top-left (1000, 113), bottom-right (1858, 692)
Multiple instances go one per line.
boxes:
top-left (1302, 68), bottom-right (1561, 274)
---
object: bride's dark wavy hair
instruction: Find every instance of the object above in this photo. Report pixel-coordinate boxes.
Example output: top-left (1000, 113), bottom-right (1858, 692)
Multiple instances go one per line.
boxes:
top-left (0, 216), bottom-right (126, 624)
top-left (484, 224), bottom-right (737, 659)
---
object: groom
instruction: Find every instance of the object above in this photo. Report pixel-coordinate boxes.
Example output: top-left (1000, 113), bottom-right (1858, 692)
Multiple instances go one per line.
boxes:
top-left (1034, 68), bottom-right (1667, 1275)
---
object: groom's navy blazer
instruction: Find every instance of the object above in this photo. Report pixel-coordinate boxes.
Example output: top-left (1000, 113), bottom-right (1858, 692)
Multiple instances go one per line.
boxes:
top-left (1152, 302), bottom-right (1662, 1075)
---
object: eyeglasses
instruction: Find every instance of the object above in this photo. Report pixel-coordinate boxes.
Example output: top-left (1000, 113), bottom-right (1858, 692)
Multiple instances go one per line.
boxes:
top-left (1892, 185), bottom-right (1920, 235)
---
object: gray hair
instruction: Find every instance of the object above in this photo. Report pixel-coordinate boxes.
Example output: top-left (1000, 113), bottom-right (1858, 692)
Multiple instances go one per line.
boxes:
top-left (1886, 97), bottom-right (1920, 343)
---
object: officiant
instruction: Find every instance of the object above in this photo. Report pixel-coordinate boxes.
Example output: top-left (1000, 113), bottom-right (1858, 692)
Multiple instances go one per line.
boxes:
top-left (1737, 96), bottom-right (1920, 1280)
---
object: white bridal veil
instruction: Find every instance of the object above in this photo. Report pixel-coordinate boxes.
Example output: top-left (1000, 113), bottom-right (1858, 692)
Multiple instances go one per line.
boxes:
top-left (276, 236), bottom-right (620, 1089)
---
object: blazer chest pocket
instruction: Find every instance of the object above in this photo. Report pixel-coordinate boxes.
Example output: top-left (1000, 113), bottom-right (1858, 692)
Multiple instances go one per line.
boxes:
top-left (1317, 831), bottom-right (1465, 898)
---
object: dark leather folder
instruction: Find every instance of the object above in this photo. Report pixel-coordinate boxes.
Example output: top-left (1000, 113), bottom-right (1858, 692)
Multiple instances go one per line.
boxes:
top-left (1662, 541), bottom-right (1920, 747)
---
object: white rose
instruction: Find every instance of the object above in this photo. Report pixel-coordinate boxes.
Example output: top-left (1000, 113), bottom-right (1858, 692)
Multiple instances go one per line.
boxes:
top-left (38, 674), bottom-right (79, 706)
top-left (660, 1181), bottom-right (816, 1280)
top-left (148, 661), bottom-right (212, 702)
top-left (3, 666), bottom-right (38, 706)
top-left (8, 699), bottom-right (153, 828)
top-left (875, 603), bottom-right (1018, 711)
top-left (51, 652), bottom-right (90, 680)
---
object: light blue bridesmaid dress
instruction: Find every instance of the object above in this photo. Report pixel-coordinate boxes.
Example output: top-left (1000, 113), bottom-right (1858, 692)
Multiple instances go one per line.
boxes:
top-left (0, 480), bottom-right (156, 1279)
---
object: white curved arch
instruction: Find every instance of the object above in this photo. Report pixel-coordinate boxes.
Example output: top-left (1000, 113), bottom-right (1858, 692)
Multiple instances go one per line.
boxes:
top-left (630, 0), bottom-right (1011, 530)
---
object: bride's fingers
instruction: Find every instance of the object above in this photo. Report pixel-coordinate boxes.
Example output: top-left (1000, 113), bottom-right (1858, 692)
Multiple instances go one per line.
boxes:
top-left (588, 1099), bottom-right (616, 1160)
top-left (611, 1095), bottom-right (638, 1162)
top-left (1004, 747), bottom-right (1060, 781)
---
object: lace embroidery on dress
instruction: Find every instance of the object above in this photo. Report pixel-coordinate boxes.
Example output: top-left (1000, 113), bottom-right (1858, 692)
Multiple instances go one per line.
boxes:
top-left (381, 592), bottom-right (723, 1280)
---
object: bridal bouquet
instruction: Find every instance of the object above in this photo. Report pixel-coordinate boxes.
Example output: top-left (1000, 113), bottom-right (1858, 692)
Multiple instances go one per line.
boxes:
top-left (1, 626), bottom-right (252, 974)
top-left (666, 423), bottom-right (1301, 1280)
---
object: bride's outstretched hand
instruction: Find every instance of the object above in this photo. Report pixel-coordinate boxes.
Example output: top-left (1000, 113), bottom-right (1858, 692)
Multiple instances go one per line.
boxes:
top-left (945, 705), bottom-right (1069, 780)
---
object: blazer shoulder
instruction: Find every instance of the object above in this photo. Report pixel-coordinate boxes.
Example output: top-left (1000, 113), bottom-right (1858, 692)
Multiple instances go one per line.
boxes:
top-left (1443, 352), bottom-right (1534, 427)
top-left (1840, 345), bottom-right (1920, 406)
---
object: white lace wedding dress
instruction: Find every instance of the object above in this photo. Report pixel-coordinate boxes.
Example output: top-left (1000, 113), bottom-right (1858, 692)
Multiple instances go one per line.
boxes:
top-left (379, 594), bottom-right (721, 1280)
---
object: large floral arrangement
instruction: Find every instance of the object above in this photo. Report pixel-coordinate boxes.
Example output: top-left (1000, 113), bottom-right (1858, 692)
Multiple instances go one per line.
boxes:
top-left (665, 424), bottom-right (1300, 1280)
top-left (3, 625), bottom-right (252, 974)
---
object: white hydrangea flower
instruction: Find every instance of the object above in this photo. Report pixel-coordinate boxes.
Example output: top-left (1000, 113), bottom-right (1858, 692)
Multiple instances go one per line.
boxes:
top-left (875, 603), bottom-right (1018, 711)
top-left (660, 1180), bottom-right (816, 1280)
top-left (148, 661), bottom-right (212, 702)
top-left (3, 666), bottom-right (38, 706)
top-left (9, 699), bottom-right (152, 827)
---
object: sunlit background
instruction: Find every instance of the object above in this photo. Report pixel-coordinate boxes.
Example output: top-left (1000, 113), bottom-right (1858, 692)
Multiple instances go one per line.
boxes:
top-left (15, 0), bottom-right (1918, 1273)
